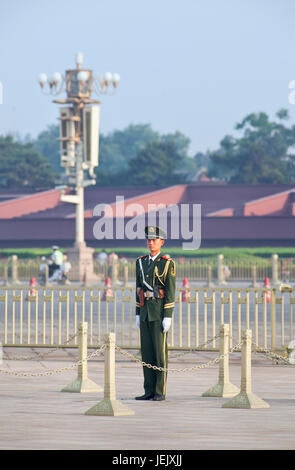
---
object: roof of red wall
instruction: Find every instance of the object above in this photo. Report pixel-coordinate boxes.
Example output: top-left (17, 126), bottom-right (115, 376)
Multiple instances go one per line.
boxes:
top-left (0, 189), bottom-right (62, 219)
top-left (1, 183), bottom-right (295, 220)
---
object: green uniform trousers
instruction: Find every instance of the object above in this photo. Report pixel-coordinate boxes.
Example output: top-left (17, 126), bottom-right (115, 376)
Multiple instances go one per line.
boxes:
top-left (140, 319), bottom-right (168, 397)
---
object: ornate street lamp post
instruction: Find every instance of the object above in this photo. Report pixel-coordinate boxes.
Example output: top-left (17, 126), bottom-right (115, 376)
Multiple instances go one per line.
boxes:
top-left (38, 52), bottom-right (120, 281)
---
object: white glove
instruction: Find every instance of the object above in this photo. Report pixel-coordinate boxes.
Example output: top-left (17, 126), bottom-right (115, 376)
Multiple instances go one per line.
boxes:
top-left (136, 315), bottom-right (140, 329)
top-left (162, 317), bottom-right (171, 333)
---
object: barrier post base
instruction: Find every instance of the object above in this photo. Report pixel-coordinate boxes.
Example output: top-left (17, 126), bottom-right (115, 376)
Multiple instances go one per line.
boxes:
top-left (202, 324), bottom-right (239, 398)
top-left (85, 398), bottom-right (135, 416)
top-left (202, 382), bottom-right (240, 398)
top-left (222, 329), bottom-right (270, 409)
top-left (61, 322), bottom-right (102, 393)
top-left (61, 377), bottom-right (102, 393)
top-left (85, 332), bottom-right (135, 417)
top-left (222, 391), bottom-right (270, 409)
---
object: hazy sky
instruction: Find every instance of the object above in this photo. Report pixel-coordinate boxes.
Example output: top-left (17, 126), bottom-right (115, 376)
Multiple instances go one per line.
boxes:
top-left (1, 0), bottom-right (295, 155)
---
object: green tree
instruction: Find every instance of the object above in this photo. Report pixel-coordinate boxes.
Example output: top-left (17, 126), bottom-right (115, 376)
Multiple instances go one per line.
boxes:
top-left (32, 123), bottom-right (159, 178)
top-left (161, 130), bottom-right (199, 181)
top-left (207, 109), bottom-right (295, 183)
top-left (0, 135), bottom-right (55, 189)
top-left (34, 124), bottom-right (60, 174)
top-left (95, 124), bottom-right (160, 182)
top-left (95, 125), bottom-right (196, 186)
top-left (127, 140), bottom-right (184, 186)
top-left (31, 122), bottom-right (198, 186)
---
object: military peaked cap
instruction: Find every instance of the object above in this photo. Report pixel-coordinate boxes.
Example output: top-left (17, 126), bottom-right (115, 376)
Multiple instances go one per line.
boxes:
top-left (145, 226), bottom-right (167, 240)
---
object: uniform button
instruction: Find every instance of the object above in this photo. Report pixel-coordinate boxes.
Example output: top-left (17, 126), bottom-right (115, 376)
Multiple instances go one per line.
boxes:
top-left (146, 274), bottom-right (149, 278)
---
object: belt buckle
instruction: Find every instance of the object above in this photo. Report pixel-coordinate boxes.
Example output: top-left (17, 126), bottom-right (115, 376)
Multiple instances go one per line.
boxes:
top-left (146, 291), bottom-right (150, 299)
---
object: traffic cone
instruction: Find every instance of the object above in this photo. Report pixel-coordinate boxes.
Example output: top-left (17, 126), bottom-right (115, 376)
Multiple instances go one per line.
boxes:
top-left (29, 277), bottom-right (37, 295)
top-left (264, 277), bottom-right (271, 303)
top-left (102, 276), bottom-right (113, 301)
top-left (182, 277), bottom-right (190, 302)
top-left (26, 277), bottom-right (37, 301)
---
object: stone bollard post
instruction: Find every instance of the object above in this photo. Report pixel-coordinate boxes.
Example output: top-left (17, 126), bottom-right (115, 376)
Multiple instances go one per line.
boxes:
top-left (61, 322), bottom-right (102, 393)
top-left (124, 265), bottom-right (129, 287)
top-left (251, 265), bottom-right (257, 288)
top-left (4, 262), bottom-right (9, 286)
top-left (207, 265), bottom-right (214, 288)
top-left (271, 254), bottom-right (281, 287)
top-left (222, 329), bottom-right (270, 409)
top-left (11, 255), bottom-right (19, 284)
top-left (217, 254), bottom-right (226, 285)
top-left (44, 264), bottom-right (49, 286)
top-left (111, 256), bottom-right (119, 284)
top-left (202, 324), bottom-right (239, 397)
top-left (85, 332), bottom-right (134, 416)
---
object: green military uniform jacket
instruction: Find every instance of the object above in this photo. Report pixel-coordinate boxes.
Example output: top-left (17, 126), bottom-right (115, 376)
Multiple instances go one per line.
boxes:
top-left (135, 253), bottom-right (176, 321)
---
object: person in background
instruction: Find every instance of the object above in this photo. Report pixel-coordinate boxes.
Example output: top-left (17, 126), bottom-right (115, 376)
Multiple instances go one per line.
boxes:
top-left (97, 249), bottom-right (108, 266)
top-left (48, 245), bottom-right (64, 281)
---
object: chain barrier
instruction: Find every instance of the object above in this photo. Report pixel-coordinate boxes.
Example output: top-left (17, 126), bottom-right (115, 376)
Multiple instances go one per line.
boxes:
top-left (2, 332), bottom-right (79, 361)
top-left (115, 336), bottom-right (294, 370)
top-left (251, 341), bottom-right (293, 365)
top-left (2, 333), bottom-right (293, 380)
top-left (0, 344), bottom-right (106, 377)
top-left (227, 335), bottom-right (293, 366)
top-left (115, 340), bottom-right (243, 373)
top-left (167, 334), bottom-right (221, 359)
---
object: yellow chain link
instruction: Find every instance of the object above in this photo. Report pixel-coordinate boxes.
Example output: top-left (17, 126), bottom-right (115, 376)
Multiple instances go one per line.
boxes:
top-left (168, 333), bottom-right (221, 359)
top-left (251, 341), bottom-right (292, 365)
top-left (115, 341), bottom-right (243, 373)
top-left (2, 332), bottom-right (79, 361)
top-left (0, 344), bottom-right (106, 377)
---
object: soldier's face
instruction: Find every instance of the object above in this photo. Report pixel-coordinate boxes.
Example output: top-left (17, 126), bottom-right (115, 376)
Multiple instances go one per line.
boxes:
top-left (147, 238), bottom-right (164, 256)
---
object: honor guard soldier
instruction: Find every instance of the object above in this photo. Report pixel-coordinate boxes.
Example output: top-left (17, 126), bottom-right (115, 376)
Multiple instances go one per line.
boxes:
top-left (135, 226), bottom-right (176, 401)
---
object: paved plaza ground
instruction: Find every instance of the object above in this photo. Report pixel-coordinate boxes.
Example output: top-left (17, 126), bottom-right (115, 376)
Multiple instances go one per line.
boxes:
top-left (0, 345), bottom-right (294, 452)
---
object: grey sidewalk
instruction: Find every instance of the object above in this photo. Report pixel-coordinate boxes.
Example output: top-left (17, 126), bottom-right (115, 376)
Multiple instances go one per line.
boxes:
top-left (0, 347), bottom-right (294, 450)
